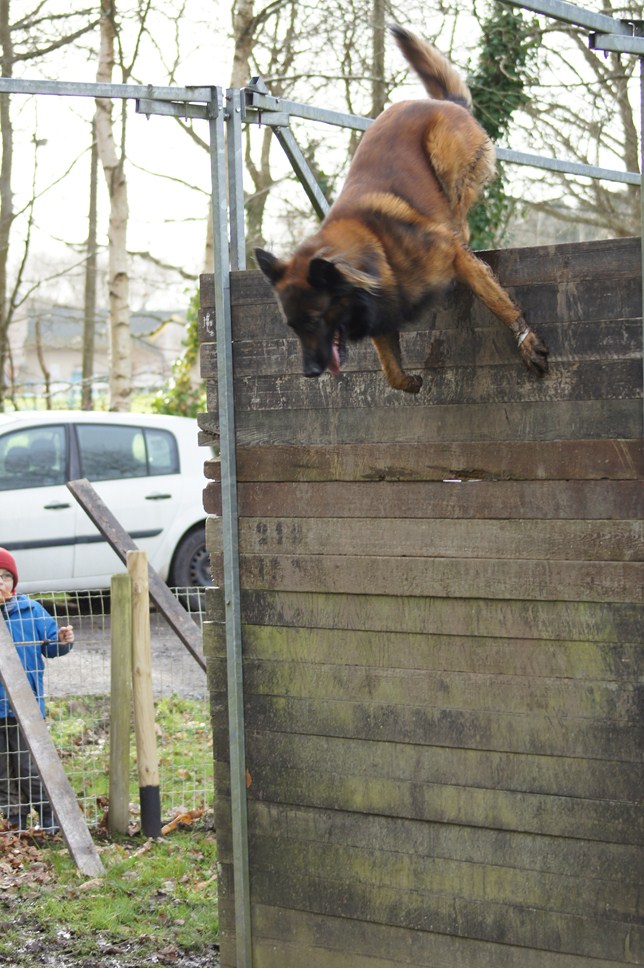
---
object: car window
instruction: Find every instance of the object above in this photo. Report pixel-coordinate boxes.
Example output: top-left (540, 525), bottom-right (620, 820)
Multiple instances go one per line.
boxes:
top-left (77, 424), bottom-right (147, 481)
top-left (0, 425), bottom-right (67, 490)
top-left (75, 424), bottom-right (179, 481)
top-left (145, 428), bottom-right (179, 476)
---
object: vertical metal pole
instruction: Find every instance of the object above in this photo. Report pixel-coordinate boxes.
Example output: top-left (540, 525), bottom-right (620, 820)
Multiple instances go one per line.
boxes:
top-left (208, 87), bottom-right (252, 967)
top-left (640, 57), bottom-right (644, 435)
top-left (227, 88), bottom-right (247, 271)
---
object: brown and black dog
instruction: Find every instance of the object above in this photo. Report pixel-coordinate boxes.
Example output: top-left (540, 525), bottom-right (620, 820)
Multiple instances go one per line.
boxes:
top-left (255, 25), bottom-right (548, 393)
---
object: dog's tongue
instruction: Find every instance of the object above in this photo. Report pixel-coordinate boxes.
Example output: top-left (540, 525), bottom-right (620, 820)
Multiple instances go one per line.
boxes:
top-left (328, 341), bottom-right (342, 375)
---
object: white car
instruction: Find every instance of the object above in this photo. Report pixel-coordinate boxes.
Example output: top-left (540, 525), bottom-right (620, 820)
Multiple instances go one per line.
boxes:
top-left (0, 410), bottom-right (212, 593)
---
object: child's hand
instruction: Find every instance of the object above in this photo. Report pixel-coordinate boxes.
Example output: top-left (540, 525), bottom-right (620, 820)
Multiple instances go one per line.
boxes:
top-left (58, 625), bottom-right (74, 645)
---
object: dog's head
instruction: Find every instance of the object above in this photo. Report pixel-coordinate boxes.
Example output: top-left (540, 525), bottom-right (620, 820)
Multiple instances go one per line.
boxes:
top-left (255, 247), bottom-right (379, 378)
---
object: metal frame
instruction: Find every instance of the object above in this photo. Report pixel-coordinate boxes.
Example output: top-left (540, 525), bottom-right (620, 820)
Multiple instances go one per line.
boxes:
top-left (0, 4), bottom-right (642, 964)
top-left (0, 76), bottom-right (253, 968)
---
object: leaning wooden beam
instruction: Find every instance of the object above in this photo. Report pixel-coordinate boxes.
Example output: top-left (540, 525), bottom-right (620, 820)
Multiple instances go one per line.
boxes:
top-left (67, 478), bottom-right (205, 672)
top-left (0, 618), bottom-right (104, 877)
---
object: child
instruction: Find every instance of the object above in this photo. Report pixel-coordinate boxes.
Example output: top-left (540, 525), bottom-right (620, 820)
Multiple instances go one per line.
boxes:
top-left (0, 547), bottom-right (75, 833)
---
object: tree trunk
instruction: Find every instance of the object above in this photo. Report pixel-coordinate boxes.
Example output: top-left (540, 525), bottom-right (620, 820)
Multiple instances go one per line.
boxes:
top-left (82, 120), bottom-right (99, 410)
top-left (200, 0), bottom-right (259, 274)
top-left (371, 0), bottom-right (386, 118)
top-left (34, 317), bottom-right (52, 409)
top-left (94, 0), bottom-right (131, 412)
top-left (0, 0), bottom-right (14, 410)
top-left (231, 0), bottom-right (257, 89)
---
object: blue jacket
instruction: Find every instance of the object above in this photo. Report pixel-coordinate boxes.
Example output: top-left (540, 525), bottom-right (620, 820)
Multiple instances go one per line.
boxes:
top-left (0, 594), bottom-right (73, 719)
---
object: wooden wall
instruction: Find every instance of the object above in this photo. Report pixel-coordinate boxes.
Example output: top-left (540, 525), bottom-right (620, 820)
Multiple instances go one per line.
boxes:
top-left (199, 236), bottom-right (643, 968)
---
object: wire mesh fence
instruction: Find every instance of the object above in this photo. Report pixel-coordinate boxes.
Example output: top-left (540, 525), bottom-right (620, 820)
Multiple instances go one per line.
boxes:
top-left (1, 588), bottom-right (213, 831)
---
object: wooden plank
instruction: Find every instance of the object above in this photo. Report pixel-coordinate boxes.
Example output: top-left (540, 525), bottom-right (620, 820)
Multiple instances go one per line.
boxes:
top-left (246, 835), bottom-right (641, 920)
top-left (479, 236), bottom-right (641, 286)
top-left (251, 903), bottom-right (631, 968)
top-left (108, 573), bottom-right (132, 836)
top-left (0, 618), bottom-right (104, 877)
top-left (218, 799), bottom-right (644, 893)
top-left (240, 659), bottom-right (639, 722)
top-left (250, 867), bottom-right (638, 964)
top-left (223, 281), bottom-right (641, 346)
top-left (227, 516), bottom-right (644, 561)
top-left (225, 399), bottom-right (642, 446)
top-left (238, 624), bottom-right (642, 682)
top-left (223, 589), bottom-right (642, 645)
top-left (229, 480), bottom-right (644, 520)
top-left (458, 275), bottom-right (642, 332)
top-left (214, 688), bottom-right (642, 761)
top-left (239, 441), bottom-right (644, 482)
top-left (215, 877), bottom-right (236, 968)
top-left (129, 551), bottom-right (162, 839)
top-left (245, 803), bottom-right (643, 885)
top-left (245, 731), bottom-right (641, 804)
top-left (201, 319), bottom-right (642, 378)
top-left (218, 440), bottom-right (644, 483)
top-left (217, 554), bottom-right (643, 604)
top-left (217, 360), bottom-right (642, 413)
top-left (200, 238), bottom-right (641, 307)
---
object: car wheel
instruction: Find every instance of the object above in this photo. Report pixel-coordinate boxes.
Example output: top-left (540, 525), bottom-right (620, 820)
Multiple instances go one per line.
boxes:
top-left (170, 525), bottom-right (210, 589)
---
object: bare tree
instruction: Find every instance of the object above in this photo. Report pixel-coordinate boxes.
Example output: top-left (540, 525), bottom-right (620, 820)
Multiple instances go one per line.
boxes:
top-left (94, 0), bottom-right (132, 412)
top-left (506, 2), bottom-right (641, 239)
top-left (0, 1), bottom-right (97, 410)
top-left (229, 0), bottom-right (435, 256)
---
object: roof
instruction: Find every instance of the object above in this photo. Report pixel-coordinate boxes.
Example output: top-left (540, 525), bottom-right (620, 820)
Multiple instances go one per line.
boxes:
top-left (23, 307), bottom-right (186, 350)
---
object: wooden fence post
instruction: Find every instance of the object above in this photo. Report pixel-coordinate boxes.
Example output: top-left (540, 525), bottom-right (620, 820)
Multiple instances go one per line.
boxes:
top-left (128, 550), bottom-right (162, 838)
top-left (109, 573), bottom-right (132, 836)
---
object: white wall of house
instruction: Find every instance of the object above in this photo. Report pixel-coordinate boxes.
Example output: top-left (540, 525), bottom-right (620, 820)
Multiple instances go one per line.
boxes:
top-left (11, 307), bottom-right (190, 405)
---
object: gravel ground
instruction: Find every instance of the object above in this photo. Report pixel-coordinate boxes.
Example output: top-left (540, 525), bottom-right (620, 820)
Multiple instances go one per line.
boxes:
top-left (44, 612), bottom-right (208, 701)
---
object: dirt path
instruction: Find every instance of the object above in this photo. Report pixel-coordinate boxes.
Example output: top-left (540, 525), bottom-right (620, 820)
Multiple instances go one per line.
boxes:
top-left (44, 613), bottom-right (208, 701)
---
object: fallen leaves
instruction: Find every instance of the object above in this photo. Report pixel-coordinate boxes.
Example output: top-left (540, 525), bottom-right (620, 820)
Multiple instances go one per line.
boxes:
top-left (0, 830), bottom-right (56, 894)
top-left (161, 808), bottom-right (204, 836)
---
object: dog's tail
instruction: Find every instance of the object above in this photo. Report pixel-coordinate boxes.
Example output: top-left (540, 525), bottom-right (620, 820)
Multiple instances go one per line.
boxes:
top-left (390, 24), bottom-right (472, 112)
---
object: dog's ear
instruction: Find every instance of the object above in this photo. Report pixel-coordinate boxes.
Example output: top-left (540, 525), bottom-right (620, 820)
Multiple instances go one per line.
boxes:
top-left (308, 258), bottom-right (348, 291)
top-left (309, 258), bottom-right (380, 293)
top-left (255, 248), bottom-right (286, 284)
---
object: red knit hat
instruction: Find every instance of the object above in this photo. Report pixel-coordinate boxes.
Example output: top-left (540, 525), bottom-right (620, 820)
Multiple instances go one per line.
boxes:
top-left (0, 548), bottom-right (18, 590)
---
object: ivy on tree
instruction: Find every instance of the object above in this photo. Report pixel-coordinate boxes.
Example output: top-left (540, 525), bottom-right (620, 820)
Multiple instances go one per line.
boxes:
top-left (468, 2), bottom-right (538, 250)
top-left (151, 289), bottom-right (205, 419)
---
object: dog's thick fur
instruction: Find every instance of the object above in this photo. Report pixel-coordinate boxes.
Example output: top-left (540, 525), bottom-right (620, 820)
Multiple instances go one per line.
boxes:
top-left (255, 25), bottom-right (548, 393)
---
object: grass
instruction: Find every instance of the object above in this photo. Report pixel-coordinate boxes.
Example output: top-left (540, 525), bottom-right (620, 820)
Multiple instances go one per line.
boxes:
top-left (45, 694), bottom-right (214, 827)
top-left (0, 824), bottom-right (219, 964)
top-left (0, 693), bottom-right (218, 965)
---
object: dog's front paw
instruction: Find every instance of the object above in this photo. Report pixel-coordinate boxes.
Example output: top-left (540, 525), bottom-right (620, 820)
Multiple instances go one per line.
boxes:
top-left (402, 373), bottom-right (423, 393)
top-left (518, 329), bottom-right (549, 376)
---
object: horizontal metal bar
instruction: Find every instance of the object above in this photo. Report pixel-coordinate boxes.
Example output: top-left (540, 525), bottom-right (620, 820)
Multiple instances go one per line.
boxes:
top-left (0, 77), bottom-right (217, 104)
top-left (500, 0), bottom-right (634, 35)
top-left (244, 111), bottom-right (291, 128)
top-left (136, 97), bottom-right (211, 120)
top-left (496, 147), bottom-right (641, 185)
top-left (244, 89), bottom-right (371, 132)
top-left (590, 32), bottom-right (644, 55)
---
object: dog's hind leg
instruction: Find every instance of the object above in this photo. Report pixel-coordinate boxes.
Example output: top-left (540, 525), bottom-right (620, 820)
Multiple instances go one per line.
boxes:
top-left (371, 332), bottom-right (423, 393)
top-left (454, 246), bottom-right (549, 375)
